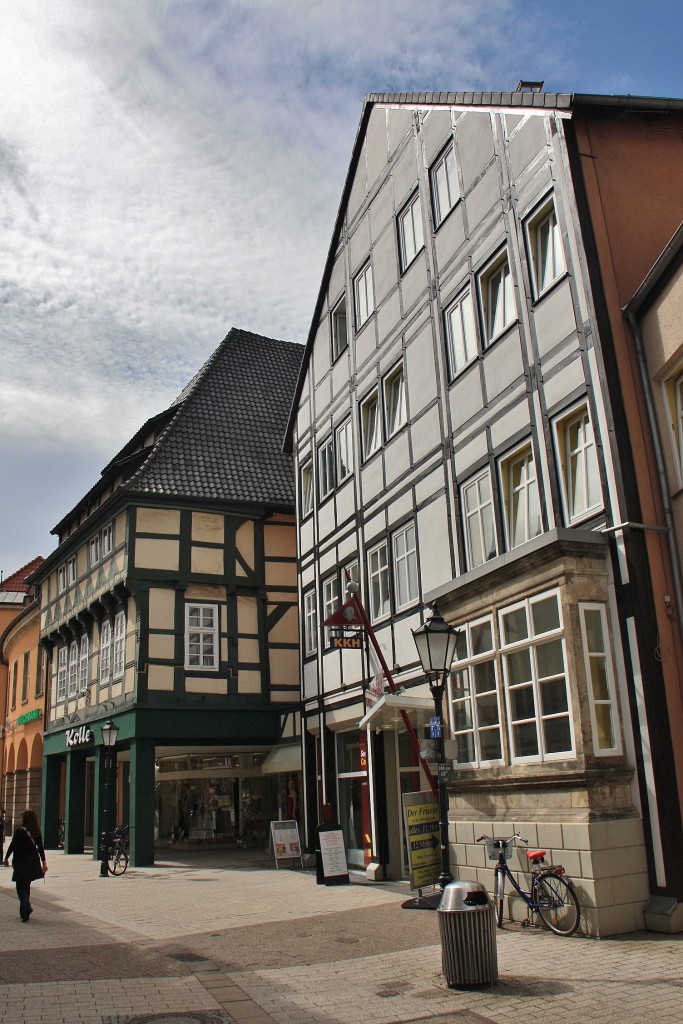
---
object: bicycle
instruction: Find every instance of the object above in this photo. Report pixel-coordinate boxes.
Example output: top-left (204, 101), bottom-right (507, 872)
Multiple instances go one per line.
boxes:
top-left (477, 832), bottom-right (580, 936)
top-left (106, 825), bottom-right (129, 876)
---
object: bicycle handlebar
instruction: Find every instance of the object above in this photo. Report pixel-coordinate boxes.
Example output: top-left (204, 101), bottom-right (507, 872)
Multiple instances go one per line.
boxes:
top-left (476, 832), bottom-right (528, 845)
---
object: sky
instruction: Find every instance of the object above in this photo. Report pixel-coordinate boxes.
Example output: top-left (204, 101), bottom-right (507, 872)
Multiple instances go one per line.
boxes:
top-left (2, 0), bottom-right (683, 578)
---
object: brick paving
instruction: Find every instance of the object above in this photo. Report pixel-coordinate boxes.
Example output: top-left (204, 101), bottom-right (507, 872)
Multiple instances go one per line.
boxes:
top-left (0, 851), bottom-right (681, 1024)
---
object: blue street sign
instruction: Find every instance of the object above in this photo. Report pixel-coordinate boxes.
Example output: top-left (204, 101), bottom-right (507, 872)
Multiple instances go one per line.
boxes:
top-left (429, 716), bottom-right (441, 738)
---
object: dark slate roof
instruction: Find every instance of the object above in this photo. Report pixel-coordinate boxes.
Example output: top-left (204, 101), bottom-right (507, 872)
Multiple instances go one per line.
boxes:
top-left (1, 557), bottom-right (44, 592)
top-left (124, 328), bottom-right (303, 505)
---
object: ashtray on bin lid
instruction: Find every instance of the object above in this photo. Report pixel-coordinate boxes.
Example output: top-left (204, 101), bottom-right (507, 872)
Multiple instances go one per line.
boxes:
top-left (439, 880), bottom-right (491, 911)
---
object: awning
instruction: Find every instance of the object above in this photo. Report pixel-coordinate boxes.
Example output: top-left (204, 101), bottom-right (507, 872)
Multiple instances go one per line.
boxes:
top-left (357, 692), bottom-right (434, 732)
top-left (261, 743), bottom-right (302, 775)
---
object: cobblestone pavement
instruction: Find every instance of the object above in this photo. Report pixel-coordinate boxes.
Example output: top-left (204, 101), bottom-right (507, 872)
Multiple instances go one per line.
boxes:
top-left (1, 851), bottom-right (681, 1024)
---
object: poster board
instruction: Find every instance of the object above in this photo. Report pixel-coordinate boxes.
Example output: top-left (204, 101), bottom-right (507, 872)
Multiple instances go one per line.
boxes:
top-left (402, 791), bottom-right (441, 890)
top-left (317, 824), bottom-right (349, 885)
top-left (270, 820), bottom-right (303, 869)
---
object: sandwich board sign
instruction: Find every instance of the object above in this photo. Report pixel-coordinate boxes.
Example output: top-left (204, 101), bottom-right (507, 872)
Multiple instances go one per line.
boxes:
top-left (401, 791), bottom-right (441, 889)
top-left (270, 820), bottom-right (303, 868)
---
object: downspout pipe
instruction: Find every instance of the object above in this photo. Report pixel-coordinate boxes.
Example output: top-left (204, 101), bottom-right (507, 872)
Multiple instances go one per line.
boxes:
top-left (624, 305), bottom-right (683, 643)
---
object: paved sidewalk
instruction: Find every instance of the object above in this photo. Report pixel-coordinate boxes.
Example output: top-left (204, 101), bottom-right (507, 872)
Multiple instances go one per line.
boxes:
top-left (0, 850), bottom-right (681, 1024)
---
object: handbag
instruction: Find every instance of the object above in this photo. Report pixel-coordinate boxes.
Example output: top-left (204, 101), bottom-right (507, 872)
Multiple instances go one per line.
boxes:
top-left (24, 829), bottom-right (45, 881)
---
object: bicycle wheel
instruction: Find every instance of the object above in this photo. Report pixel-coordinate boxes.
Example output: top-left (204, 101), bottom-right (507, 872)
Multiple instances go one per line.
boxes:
top-left (494, 866), bottom-right (506, 927)
top-left (536, 872), bottom-right (580, 935)
top-left (108, 847), bottom-right (129, 875)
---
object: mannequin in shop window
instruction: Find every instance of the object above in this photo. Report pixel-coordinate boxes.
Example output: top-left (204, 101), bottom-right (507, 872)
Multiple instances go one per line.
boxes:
top-left (286, 778), bottom-right (298, 821)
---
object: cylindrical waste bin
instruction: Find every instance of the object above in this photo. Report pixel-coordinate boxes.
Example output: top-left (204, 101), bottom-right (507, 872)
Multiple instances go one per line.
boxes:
top-left (438, 880), bottom-right (498, 987)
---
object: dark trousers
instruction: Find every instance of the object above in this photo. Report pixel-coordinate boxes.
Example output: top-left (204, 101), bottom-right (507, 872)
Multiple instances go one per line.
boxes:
top-left (16, 881), bottom-right (32, 919)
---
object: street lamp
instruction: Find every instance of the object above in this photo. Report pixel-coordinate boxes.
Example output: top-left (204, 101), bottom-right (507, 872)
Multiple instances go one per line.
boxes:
top-left (412, 606), bottom-right (459, 889)
top-left (99, 718), bottom-right (119, 877)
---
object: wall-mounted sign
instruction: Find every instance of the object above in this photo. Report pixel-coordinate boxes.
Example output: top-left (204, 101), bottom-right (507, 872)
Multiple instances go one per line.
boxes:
top-left (17, 709), bottom-right (42, 726)
top-left (66, 725), bottom-right (93, 747)
top-left (329, 634), bottom-right (363, 650)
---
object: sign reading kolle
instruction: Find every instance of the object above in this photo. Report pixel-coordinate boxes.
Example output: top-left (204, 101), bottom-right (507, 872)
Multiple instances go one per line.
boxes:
top-left (66, 725), bottom-right (94, 748)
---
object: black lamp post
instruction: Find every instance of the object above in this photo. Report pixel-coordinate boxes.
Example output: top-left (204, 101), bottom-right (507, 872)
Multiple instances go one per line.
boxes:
top-left (412, 606), bottom-right (459, 889)
top-left (99, 718), bottom-right (119, 877)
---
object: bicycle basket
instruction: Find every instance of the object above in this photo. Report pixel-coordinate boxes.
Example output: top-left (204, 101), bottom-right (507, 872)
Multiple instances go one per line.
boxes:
top-left (486, 839), bottom-right (514, 861)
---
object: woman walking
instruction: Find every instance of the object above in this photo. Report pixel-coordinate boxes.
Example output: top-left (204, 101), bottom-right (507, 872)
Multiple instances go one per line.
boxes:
top-left (3, 809), bottom-right (48, 922)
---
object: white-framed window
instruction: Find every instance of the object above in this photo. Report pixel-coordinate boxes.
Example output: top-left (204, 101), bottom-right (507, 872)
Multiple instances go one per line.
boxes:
top-left (322, 575), bottom-right (340, 646)
top-left (10, 661), bottom-right (18, 709)
top-left (392, 522), bottom-right (418, 610)
top-left (354, 261), bottom-right (375, 330)
top-left (89, 533), bottom-right (100, 567)
top-left (500, 591), bottom-right (573, 762)
top-left (36, 649), bottom-right (47, 697)
top-left (360, 389), bottom-right (381, 460)
top-left (185, 604), bottom-right (218, 671)
top-left (21, 651), bottom-right (30, 703)
top-left (336, 419), bottom-right (354, 484)
top-left (331, 295), bottom-right (348, 361)
top-left (100, 620), bottom-right (112, 684)
top-left (384, 362), bottom-right (406, 437)
top-left (57, 565), bottom-right (67, 594)
top-left (57, 646), bottom-right (68, 700)
top-left (101, 522), bottom-right (114, 559)
top-left (480, 250), bottom-right (515, 344)
top-left (398, 192), bottom-right (424, 270)
top-left (68, 640), bottom-right (79, 697)
top-left (79, 634), bottom-right (89, 693)
top-left (368, 541), bottom-right (390, 622)
top-left (579, 603), bottom-right (621, 755)
top-left (554, 403), bottom-right (601, 522)
top-left (444, 289), bottom-right (477, 378)
top-left (304, 589), bottom-right (318, 656)
top-left (527, 198), bottom-right (565, 297)
top-left (318, 438), bottom-right (335, 501)
top-left (500, 444), bottom-right (542, 549)
top-left (67, 556), bottom-right (77, 586)
top-left (112, 610), bottom-right (126, 679)
top-left (462, 470), bottom-right (497, 569)
top-left (301, 461), bottom-right (314, 517)
top-left (449, 616), bottom-right (503, 766)
top-left (431, 142), bottom-right (460, 227)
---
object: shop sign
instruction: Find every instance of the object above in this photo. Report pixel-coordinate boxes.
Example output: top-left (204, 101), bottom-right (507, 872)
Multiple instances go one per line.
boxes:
top-left (17, 708), bottom-right (41, 726)
top-left (318, 826), bottom-right (349, 884)
top-left (329, 634), bottom-right (363, 650)
top-left (66, 725), bottom-right (94, 748)
top-left (402, 790), bottom-right (441, 890)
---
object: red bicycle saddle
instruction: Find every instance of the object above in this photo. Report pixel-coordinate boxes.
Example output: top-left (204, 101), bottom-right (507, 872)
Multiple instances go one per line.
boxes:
top-left (526, 849), bottom-right (546, 863)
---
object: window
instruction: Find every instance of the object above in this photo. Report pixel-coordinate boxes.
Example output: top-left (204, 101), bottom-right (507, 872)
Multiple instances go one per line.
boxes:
top-left (36, 649), bottom-right (47, 697)
top-left (11, 661), bottom-right (18, 710)
top-left (301, 461), bottom-right (313, 517)
top-left (185, 604), bottom-right (218, 671)
top-left (68, 640), bottom-right (79, 697)
top-left (384, 363), bottom-right (406, 437)
top-left (79, 635), bottom-right (89, 693)
top-left (445, 290), bottom-right (477, 377)
top-left (336, 420), bottom-right (354, 483)
top-left (528, 199), bottom-right (565, 296)
top-left (99, 618), bottom-right (111, 684)
top-left (450, 618), bottom-right (503, 766)
top-left (398, 192), bottom-right (424, 270)
top-left (57, 646), bottom-right (68, 700)
top-left (322, 575), bottom-right (340, 646)
top-left (431, 143), bottom-right (460, 227)
top-left (57, 565), bottom-right (67, 594)
top-left (113, 610), bottom-right (126, 678)
top-left (500, 444), bottom-right (541, 549)
top-left (392, 523), bottom-right (418, 610)
top-left (101, 522), bottom-right (114, 559)
top-left (500, 591), bottom-right (573, 762)
top-left (318, 438), bottom-right (335, 501)
top-left (67, 556), bottom-right (77, 586)
top-left (331, 296), bottom-right (348, 361)
top-left (555, 404), bottom-right (601, 522)
top-left (368, 541), bottom-right (390, 622)
top-left (89, 533), bottom-right (100, 567)
top-left (462, 471), bottom-right (497, 569)
top-left (304, 590), bottom-right (318, 656)
top-left (360, 390), bottom-right (381, 460)
top-left (21, 651), bottom-right (30, 703)
top-left (354, 261), bottom-right (375, 329)
top-left (579, 604), bottom-right (621, 754)
top-left (480, 251), bottom-right (515, 344)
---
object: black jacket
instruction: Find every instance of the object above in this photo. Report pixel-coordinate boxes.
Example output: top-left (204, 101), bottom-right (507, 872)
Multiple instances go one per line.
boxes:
top-left (5, 827), bottom-right (46, 883)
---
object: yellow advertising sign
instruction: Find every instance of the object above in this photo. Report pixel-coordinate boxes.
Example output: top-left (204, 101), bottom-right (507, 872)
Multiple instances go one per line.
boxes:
top-left (402, 791), bottom-right (441, 889)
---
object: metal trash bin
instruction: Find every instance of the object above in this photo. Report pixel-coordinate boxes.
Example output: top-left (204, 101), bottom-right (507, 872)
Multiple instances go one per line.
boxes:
top-left (438, 880), bottom-right (498, 987)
